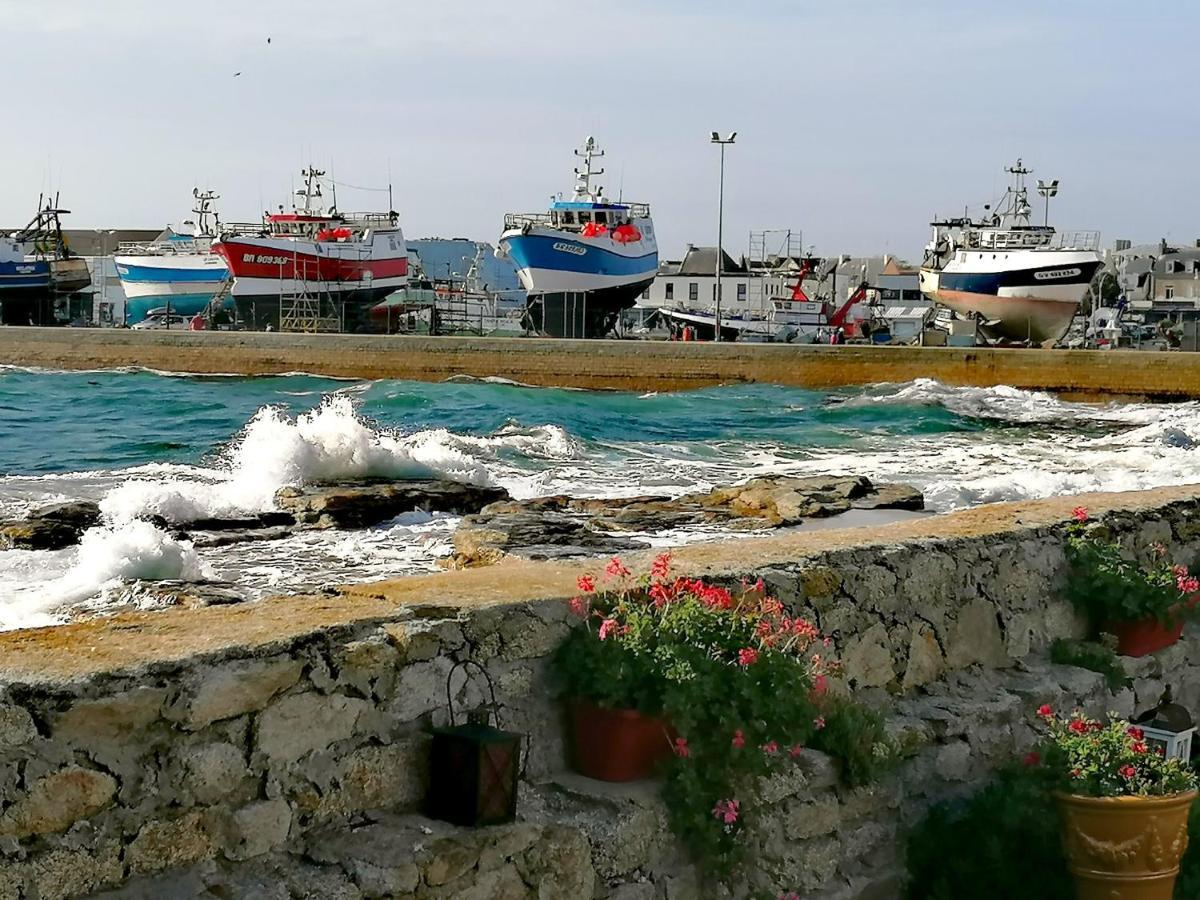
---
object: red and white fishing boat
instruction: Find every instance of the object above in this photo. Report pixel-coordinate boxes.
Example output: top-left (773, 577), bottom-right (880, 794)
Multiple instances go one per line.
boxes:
top-left (212, 167), bottom-right (407, 331)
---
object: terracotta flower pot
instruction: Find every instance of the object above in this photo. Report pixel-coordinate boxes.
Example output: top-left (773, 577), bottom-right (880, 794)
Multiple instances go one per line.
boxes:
top-left (1102, 616), bottom-right (1184, 658)
top-left (1056, 790), bottom-right (1197, 900)
top-left (568, 698), bottom-right (673, 782)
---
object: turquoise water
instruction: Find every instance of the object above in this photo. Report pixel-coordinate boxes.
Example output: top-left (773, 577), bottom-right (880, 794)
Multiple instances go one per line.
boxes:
top-left (1, 365), bottom-right (1197, 627)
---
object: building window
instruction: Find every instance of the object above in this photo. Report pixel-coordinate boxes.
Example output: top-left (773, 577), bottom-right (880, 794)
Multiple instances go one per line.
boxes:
top-left (1165, 284), bottom-right (1175, 300)
top-left (689, 282), bottom-right (698, 302)
top-left (665, 283), bottom-right (674, 301)
top-left (737, 282), bottom-right (747, 302)
top-left (641, 286), bottom-right (650, 299)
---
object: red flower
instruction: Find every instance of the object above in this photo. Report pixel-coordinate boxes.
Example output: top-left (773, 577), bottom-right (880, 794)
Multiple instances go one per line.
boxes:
top-left (788, 744), bottom-right (804, 759)
top-left (673, 737), bottom-right (690, 758)
top-left (813, 716), bottom-right (826, 730)
top-left (1037, 704), bottom-right (1054, 719)
top-left (649, 582), bottom-right (672, 608)
top-left (568, 597), bottom-right (589, 618)
top-left (604, 557), bottom-right (631, 580)
top-left (1132, 741), bottom-right (1149, 754)
top-left (1023, 751), bottom-right (1041, 767)
top-left (1178, 576), bottom-right (1200, 595)
top-left (576, 574), bottom-right (596, 593)
top-left (792, 618), bottom-right (819, 640)
top-left (737, 647), bottom-right (760, 667)
top-left (811, 674), bottom-right (829, 697)
top-left (731, 729), bottom-right (745, 749)
top-left (598, 618), bottom-right (617, 641)
top-left (762, 741), bottom-right (779, 755)
top-left (1072, 506), bottom-right (1088, 522)
top-left (712, 798), bottom-right (740, 825)
top-left (1119, 764), bottom-right (1137, 780)
top-left (1071, 768), bottom-right (1083, 778)
top-left (1174, 565), bottom-right (1190, 579)
top-left (650, 552), bottom-right (672, 580)
top-left (1068, 718), bottom-right (1088, 734)
top-left (1127, 726), bottom-right (1145, 741)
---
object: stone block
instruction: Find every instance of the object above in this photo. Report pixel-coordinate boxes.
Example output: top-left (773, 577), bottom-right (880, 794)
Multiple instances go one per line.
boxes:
top-left (784, 796), bottom-right (841, 840)
top-left (0, 766), bottom-right (117, 838)
top-left (0, 865), bottom-right (20, 900)
top-left (901, 625), bottom-right (945, 691)
top-left (50, 687), bottom-right (166, 744)
top-left (933, 740), bottom-right (972, 781)
top-left (513, 824), bottom-right (595, 899)
top-left (25, 840), bottom-right (122, 900)
top-left (225, 798), bottom-right (292, 860)
top-left (125, 810), bottom-right (218, 875)
top-left (423, 837), bottom-right (482, 886)
top-left (256, 692), bottom-right (370, 765)
top-left (944, 599), bottom-right (1009, 669)
top-left (0, 705), bottom-right (37, 749)
top-left (335, 637), bottom-right (402, 699)
top-left (390, 657), bottom-right (454, 723)
top-left (498, 609), bottom-right (570, 661)
top-left (798, 565), bottom-right (843, 601)
top-left (842, 564), bottom-right (899, 614)
top-left (841, 624), bottom-right (895, 689)
top-left (179, 657), bottom-right (304, 730)
top-left (177, 740), bottom-right (253, 805)
top-left (322, 737), bottom-right (430, 818)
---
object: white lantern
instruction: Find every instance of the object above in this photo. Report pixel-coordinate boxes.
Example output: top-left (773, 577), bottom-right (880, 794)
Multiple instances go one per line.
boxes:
top-left (1133, 690), bottom-right (1195, 763)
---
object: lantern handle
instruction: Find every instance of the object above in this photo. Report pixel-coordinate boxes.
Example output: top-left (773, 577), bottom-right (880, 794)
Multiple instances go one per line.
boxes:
top-left (445, 659), bottom-right (503, 728)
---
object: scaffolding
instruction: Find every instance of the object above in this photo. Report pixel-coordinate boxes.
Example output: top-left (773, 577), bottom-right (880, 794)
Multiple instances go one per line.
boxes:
top-left (277, 244), bottom-right (352, 333)
top-left (747, 229), bottom-right (804, 310)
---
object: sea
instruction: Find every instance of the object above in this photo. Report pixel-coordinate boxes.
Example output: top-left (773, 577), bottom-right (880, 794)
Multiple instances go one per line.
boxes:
top-left (2, 365), bottom-right (1198, 630)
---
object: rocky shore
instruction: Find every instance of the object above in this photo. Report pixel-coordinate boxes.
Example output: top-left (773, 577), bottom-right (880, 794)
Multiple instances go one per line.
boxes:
top-left (1, 474), bottom-right (924, 618)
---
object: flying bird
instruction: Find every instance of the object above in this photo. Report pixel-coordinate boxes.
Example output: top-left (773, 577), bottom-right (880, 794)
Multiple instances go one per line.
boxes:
top-left (267, 37), bottom-right (271, 44)
top-left (233, 71), bottom-right (241, 77)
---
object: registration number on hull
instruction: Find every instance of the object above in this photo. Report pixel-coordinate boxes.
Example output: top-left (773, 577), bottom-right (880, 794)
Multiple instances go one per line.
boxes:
top-left (1034, 267), bottom-right (1082, 281)
top-left (552, 242), bottom-right (586, 256)
top-left (243, 253), bottom-right (291, 266)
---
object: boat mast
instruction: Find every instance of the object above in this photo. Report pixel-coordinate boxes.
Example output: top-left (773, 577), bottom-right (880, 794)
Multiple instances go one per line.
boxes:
top-left (296, 166), bottom-right (325, 214)
top-left (573, 137), bottom-right (605, 203)
top-left (191, 188), bottom-right (221, 236)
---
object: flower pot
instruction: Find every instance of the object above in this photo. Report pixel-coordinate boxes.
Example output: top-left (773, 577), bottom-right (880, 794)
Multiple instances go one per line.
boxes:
top-left (1056, 789), bottom-right (1197, 900)
top-left (568, 698), bottom-right (673, 782)
top-left (1102, 616), bottom-right (1184, 658)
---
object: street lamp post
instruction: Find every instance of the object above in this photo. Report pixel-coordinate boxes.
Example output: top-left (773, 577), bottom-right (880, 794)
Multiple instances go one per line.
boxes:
top-left (1036, 178), bottom-right (1059, 227)
top-left (710, 132), bottom-right (736, 342)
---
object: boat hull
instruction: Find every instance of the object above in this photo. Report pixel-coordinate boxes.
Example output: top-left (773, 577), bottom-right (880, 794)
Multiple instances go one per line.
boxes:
top-left (920, 254), bottom-right (1102, 343)
top-left (500, 224), bottom-right (657, 338)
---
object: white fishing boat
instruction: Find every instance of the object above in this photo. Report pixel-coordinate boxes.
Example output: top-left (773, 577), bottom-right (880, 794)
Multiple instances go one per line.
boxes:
top-left (919, 160), bottom-right (1102, 344)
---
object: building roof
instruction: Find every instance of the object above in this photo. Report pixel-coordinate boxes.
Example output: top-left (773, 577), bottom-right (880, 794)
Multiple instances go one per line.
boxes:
top-left (675, 245), bottom-right (747, 276)
top-left (1153, 250), bottom-right (1200, 276)
top-left (0, 229), bottom-right (162, 256)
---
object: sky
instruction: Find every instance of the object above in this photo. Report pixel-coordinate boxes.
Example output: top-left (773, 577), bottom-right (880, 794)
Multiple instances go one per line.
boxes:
top-left (1, 0), bottom-right (1196, 261)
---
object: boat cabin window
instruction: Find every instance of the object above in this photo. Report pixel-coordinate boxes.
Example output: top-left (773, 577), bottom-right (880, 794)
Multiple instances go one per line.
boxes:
top-left (594, 211), bottom-right (607, 225)
top-left (577, 211), bottom-right (591, 225)
top-left (561, 212), bottom-right (575, 226)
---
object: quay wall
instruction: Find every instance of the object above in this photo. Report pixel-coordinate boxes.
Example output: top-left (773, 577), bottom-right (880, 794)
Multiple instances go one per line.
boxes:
top-left (3, 327), bottom-right (1200, 399)
top-left (1, 486), bottom-right (1200, 898)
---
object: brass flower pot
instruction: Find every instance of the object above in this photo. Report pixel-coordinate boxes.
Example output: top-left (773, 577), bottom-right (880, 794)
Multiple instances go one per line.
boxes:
top-left (1056, 790), bottom-right (1196, 900)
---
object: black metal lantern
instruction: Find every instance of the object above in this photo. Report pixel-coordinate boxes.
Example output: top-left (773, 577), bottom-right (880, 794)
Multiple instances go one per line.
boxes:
top-left (427, 660), bottom-right (524, 827)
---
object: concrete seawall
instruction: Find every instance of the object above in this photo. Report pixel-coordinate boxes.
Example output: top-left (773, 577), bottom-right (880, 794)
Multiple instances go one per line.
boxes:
top-left (3, 326), bottom-right (1200, 398)
top-left (1, 485), bottom-right (1199, 897)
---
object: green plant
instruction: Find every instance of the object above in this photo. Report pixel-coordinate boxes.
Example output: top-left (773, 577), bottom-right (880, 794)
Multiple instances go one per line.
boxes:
top-left (905, 757), bottom-right (1200, 899)
top-left (1035, 705), bottom-right (1198, 797)
top-left (904, 764), bottom-right (1072, 900)
top-left (809, 695), bottom-right (895, 787)
top-left (1063, 506), bottom-right (1199, 628)
top-left (1049, 637), bottom-right (1130, 694)
top-left (552, 554), bottom-right (891, 876)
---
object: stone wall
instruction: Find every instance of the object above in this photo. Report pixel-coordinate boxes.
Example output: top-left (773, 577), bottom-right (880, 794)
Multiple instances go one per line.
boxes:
top-left (1, 486), bottom-right (1199, 899)
top-left (4, 327), bottom-right (1200, 399)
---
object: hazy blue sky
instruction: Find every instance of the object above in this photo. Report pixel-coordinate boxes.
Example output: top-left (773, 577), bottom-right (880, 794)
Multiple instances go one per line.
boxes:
top-left (1, 1), bottom-right (1195, 260)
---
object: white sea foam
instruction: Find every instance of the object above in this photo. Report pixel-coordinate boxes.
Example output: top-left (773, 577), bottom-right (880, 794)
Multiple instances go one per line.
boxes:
top-left (0, 520), bottom-right (210, 629)
top-left (100, 396), bottom-right (497, 523)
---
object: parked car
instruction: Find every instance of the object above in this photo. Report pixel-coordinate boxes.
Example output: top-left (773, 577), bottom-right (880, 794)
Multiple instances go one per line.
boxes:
top-left (131, 314), bottom-right (190, 330)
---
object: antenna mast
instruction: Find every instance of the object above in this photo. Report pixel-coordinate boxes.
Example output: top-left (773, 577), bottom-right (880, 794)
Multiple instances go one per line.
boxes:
top-left (573, 137), bottom-right (605, 202)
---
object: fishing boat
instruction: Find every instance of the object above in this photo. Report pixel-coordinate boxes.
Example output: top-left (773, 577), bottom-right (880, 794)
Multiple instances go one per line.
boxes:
top-left (497, 137), bottom-right (657, 338)
top-left (919, 160), bottom-right (1102, 344)
top-left (212, 167), bottom-right (406, 332)
top-left (113, 189), bottom-right (229, 324)
top-left (0, 197), bottom-right (90, 326)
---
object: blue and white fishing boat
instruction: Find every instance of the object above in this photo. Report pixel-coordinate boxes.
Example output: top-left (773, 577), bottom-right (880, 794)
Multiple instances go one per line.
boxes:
top-left (0, 197), bottom-right (91, 326)
top-left (114, 189), bottom-right (229, 324)
top-left (497, 137), bottom-right (657, 337)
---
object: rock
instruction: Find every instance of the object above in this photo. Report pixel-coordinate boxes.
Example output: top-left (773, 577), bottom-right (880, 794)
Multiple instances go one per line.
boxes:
top-left (0, 501), bottom-right (102, 551)
top-left (0, 704), bottom-right (37, 748)
top-left (178, 657), bottom-right (304, 730)
top-left (177, 741), bottom-right (252, 805)
top-left (275, 480), bottom-right (510, 529)
top-left (180, 511), bottom-right (295, 531)
top-left (784, 797), bottom-right (842, 840)
top-left (0, 766), bottom-right (117, 838)
top-left (446, 475), bottom-right (923, 566)
top-left (189, 527), bottom-right (295, 549)
top-left (842, 623), bottom-right (895, 688)
top-left (0, 518), bottom-right (80, 551)
top-left (25, 840), bottom-right (122, 900)
top-left (902, 625), bottom-right (946, 691)
top-left (255, 692), bottom-right (369, 764)
top-left (125, 810), bottom-right (219, 874)
top-left (225, 799), bottom-right (292, 860)
top-left (51, 687), bottom-right (166, 744)
top-left (945, 599), bottom-right (1010, 669)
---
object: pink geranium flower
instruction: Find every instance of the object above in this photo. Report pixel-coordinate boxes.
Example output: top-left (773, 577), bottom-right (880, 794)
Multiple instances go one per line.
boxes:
top-left (673, 737), bottom-right (690, 758)
top-left (1072, 506), bottom-right (1088, 522)
top-left (597, 617), bottom-right (617, 641)
top-left (604, 556), bottom-right (631, 580)
top-left (577, 574), bottom-right (596, 593)
top-left (731, 729), bottom-right (745, 749)
top-left (737, 647), bottom-right (759, 667)
top-left (712, 798), bottom-right (740, 825)
top-left (568, 597), bottom-right (589, 618)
